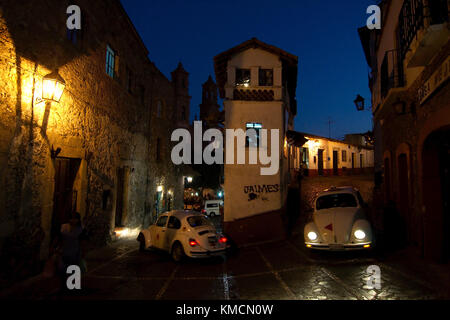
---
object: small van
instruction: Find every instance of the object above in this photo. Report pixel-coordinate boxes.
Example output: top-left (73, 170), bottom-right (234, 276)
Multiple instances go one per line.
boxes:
top-left (202, 200), bottom-right (224, 217)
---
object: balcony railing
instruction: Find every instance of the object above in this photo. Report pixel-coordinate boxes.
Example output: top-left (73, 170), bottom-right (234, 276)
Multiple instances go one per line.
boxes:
top-left (380, 49), bottom-right (405, 99)
top-left (399, 0), bottom-right (449, 59)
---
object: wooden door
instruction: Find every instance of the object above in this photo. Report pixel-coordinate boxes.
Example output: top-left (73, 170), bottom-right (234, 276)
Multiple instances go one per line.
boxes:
top-left (51, 158), bottom-right (81, 240)
top-left (318, 149), bottom-right (324, 176)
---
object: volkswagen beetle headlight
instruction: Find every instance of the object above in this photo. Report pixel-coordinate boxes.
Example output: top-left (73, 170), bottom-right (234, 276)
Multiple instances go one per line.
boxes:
top-left (307, 231), bottom-right (318, 241)
top-left (354, 230), bottom-right (366, 240)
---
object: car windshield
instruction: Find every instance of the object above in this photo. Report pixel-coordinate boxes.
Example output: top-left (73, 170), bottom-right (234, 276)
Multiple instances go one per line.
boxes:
top-left (187, 216), bottom-right (213, 228)
top-left (316, 193), bottom-right (357, 210)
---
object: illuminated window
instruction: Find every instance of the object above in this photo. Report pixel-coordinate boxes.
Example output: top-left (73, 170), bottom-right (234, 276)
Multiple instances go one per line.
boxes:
top-left (236, 69), bottom-right (251, 87)
top-left (106, 45), bottom-right (116, 78)
top-left (246, 123), bottom-right (262, 147)
top-left (259, 69), bottom-right (273, 86)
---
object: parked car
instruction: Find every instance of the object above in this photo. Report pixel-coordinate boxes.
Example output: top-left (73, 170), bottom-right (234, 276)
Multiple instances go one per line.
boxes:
top-left (304, 186), bottom-right (373, 251)
top-left (201, 200), bottom-right (223, 217)
top-left (137, 210), bottom-right (228, 261)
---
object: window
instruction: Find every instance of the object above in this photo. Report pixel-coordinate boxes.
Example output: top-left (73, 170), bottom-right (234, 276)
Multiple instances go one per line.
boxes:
top-left (302, 147), bottom-right (309, 165)
top-left (167, 216), bottom-right (181, 229)
top-left (156, 100), bottom-right (162, 118)
top-left (156, 215), bottom-right (168, 227)
top-left (246, 123), bottom-right (262, 147)
top-left (316, 194), bottom-right (357, 210)
top-left (67, 29), bottom-right (80, 45)
top-left (342, 150), bottom-right (347, 162)
top-left (206, 203), bottom-right (219, 208)
top-left (187, 216), bottom-right (213, 228)
top-left (106, 45), bottom-right (116, 78)
top-left (235, 68), bottom-right (251, 87)
top-left (259, 69), bottom-right (273, 86)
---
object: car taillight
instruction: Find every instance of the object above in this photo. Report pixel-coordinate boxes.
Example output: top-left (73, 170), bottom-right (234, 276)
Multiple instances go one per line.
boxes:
top-left (219, 236), bottom-right (227, 244)
top-left (201, 209), bottom-right (206, 214)
top-left (189, 239), bottom-right (198, 247)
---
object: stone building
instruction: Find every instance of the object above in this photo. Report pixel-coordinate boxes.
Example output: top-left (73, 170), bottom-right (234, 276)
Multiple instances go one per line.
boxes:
top-left (358, 0), bottom-right (449, 261)
top-left (0, 0), bottom-right (187, 278)
top-left (214, 38), bottom-right (298, 245)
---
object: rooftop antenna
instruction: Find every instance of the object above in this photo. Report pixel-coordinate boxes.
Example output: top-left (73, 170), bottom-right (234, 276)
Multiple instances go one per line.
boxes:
top-left (326, 117), bottom-right (335, 139)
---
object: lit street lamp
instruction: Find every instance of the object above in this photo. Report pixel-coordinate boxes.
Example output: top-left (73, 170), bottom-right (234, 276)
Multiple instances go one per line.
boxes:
top-left (42, 70), bottom-right (66, 103)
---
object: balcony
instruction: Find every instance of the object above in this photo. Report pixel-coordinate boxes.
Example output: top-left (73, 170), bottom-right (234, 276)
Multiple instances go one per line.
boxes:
top-left (380, 49), bottom-right (405, 99)
top-left (399, 0), bottom-right (449, 68)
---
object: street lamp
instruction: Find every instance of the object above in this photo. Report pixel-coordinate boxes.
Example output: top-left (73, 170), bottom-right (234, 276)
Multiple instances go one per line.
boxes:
top-left (354, 94), bottom-right (366, 111)
top-left (42, 70), bottom-right (66, 103)
top-left (187, 176), bottom-right (193, 183)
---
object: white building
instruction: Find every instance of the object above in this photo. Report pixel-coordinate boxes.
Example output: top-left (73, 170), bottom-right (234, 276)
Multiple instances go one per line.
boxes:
top-left (214, 38), bottom-right (298, 245)
top-left (288, 132), bottom-right (375, 176)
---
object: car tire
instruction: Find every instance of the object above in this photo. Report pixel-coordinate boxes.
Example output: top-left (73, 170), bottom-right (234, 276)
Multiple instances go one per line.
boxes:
top-left (209, 212), bottom-right (215, 217)
top-left (172, 242), bottom-right (185, 262)
top-left (138, 233), bottom-right (146, 252)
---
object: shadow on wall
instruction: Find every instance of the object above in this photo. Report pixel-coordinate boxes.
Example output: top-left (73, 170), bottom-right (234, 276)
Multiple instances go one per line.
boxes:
top-left (0, 1), bottom-right (102, 283)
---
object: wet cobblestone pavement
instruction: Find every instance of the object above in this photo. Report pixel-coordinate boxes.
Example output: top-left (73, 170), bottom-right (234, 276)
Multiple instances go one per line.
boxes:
top-left (1, 175), bottom-right (448, 300)
top-left (2, 233), bottom-right (448, 300)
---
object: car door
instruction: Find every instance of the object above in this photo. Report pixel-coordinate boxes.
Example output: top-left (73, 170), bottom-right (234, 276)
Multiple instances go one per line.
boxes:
top-left (152, 215), bottom-right (168, 249)
top-left (164, 216), bottom-right (182, 251)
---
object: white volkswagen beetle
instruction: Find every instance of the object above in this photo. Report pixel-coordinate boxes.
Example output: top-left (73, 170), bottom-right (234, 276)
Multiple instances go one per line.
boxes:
top-left (137, 210), bottom-right (228, 261)
top-left (304, 186), bottom-right (373, 251)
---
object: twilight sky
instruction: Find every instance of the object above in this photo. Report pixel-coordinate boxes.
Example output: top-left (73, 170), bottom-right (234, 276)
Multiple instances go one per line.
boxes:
top-left (120, 0), bottom-right (375, 140)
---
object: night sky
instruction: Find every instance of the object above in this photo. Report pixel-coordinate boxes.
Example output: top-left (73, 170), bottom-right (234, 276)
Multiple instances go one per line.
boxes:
top-left (120, 0), bottom-right (375, 140)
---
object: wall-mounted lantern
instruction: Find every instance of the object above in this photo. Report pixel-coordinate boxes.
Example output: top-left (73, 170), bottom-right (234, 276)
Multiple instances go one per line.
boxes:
top-left (42, 70), bottom-right (66, 103)
top-left (157, 185), bottom-right (163, 192)
top-left (186, 176), bottom-right (193, 183)
top-left (354, 94), bottom-right (366, 111)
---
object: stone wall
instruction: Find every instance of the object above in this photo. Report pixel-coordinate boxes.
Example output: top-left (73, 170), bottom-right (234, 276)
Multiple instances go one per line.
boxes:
top-left (0, 0), bottom-right (185, 280)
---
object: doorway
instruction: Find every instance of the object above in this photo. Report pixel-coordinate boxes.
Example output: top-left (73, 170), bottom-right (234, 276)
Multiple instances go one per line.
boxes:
top-left (351, 153), bottom-right (355, 173)
top-left (51, 158), bottom-right (81, 240)
top-left (333, 150), bottom-right (338, 175)
top-left (115, 167), bottom-right (128, 227)
top-left (318, 149), bottom-right (324, 176)
top-left (422, 128), bottom-right (450, 262)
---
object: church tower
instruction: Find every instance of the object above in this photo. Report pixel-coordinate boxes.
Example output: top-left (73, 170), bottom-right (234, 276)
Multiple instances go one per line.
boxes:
top-left (199, 75), bottom-right (222, 128)
top-left (171, 62), bottom-right (191, 128)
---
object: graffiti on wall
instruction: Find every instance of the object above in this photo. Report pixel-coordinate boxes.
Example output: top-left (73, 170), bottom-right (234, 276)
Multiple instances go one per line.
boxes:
top-left (244, 184), bottom-right (280, 201)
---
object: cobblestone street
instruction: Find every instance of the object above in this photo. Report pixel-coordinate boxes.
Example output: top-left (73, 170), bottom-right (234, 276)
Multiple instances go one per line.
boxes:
top-left (2, 234), bottom-right (448, 300)
top-left (1, 174), bottom-right (449, 301)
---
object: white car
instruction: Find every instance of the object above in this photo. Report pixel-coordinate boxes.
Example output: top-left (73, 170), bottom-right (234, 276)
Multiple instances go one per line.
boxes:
top-left (304, 186), bottom-right (373, 251)
top-left (137, 210), bottom-right (228, 261)
top-left (201, 200), bottom-right (223, 217)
